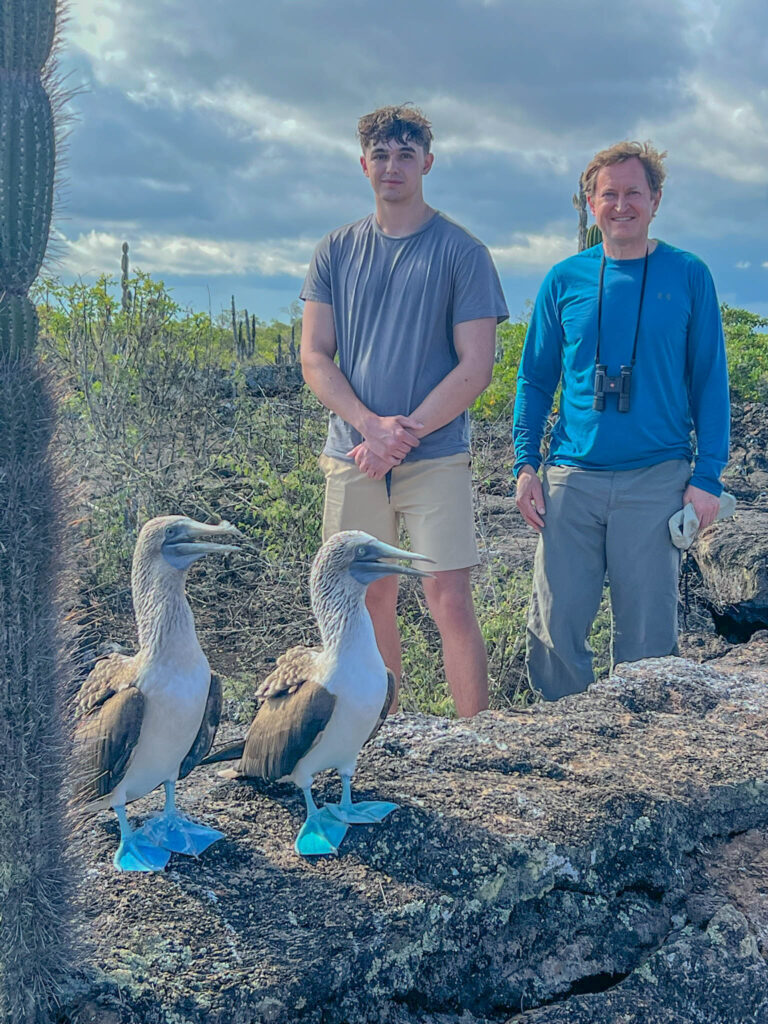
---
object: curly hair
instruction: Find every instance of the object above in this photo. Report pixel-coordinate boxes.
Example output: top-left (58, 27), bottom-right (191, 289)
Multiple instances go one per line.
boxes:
top-left (357, 105), bottom-right (433, 153)
top-left (582, 141), bottom-right (667, 197)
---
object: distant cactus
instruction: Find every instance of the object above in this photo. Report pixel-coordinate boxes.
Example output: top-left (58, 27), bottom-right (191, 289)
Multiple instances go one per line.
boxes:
top-left (585, 224), bottom-right (603, 249)
top-left (0, 0), bottom-right (75, 1020)
top-left (230, 296), bottom-right (299, 365)
top-left (121, 241), bottom-right (131, 312)
top-left (574, 174), bottom-right (603, 252)
top-left (572, 181), bottom-right (588, 252)
top-left (246, 312), bottom-right (255, 357)
top-left (231, 295), bottom-right (256, 360)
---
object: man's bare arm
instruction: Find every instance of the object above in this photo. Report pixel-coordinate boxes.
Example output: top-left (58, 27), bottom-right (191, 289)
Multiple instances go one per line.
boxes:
top-left (347, 317), bottom-right (497, 477)
top-left (301, 300), bottom-right (422, 461)
top-left (348, 317), bottom-right (498, 478)
top-left (408, 317), bottom-right (497, 435)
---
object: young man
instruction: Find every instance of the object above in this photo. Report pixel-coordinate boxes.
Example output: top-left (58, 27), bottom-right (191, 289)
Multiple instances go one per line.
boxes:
top-left (513, 141), bottom-right (729, 700)
top-left (300, 105), bottom-right (508, 717)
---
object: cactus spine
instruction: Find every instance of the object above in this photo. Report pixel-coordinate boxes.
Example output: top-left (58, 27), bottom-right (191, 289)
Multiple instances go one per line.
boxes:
top-left (0, 0), bottom-right (74, 1020)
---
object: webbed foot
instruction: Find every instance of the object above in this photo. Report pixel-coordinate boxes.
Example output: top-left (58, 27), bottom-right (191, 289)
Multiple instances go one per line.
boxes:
top-left (140, 812), bottom-right (224, 856)
top-left (113, 833), bottom-right (171, 872)
top-left (295, 807), bottom-right (349, 856)
top-left (325, 799), bottom-right (399, 824)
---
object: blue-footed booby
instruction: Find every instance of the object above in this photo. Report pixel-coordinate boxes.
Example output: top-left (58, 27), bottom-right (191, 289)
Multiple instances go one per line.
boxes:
top-left (203, 531), bottom-right (432, 856)
top-left (73, 515), bottom-right (240, 872)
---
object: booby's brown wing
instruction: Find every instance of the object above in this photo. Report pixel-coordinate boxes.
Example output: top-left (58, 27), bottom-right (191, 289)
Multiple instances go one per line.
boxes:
top-left (74, 652), bottom-right (137, 715)
top-left (365, 668), bottom-right (396, 745)
top-left (178, 673), bottom-right (222, 780)
top-left (241, 647), bottom-right (335, 781)
top-left (72, 654), bottom-right (144, 804)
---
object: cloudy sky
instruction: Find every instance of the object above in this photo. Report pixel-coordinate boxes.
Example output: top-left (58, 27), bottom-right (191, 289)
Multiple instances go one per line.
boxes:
top-left (56, 0), bottom-right (768, 323)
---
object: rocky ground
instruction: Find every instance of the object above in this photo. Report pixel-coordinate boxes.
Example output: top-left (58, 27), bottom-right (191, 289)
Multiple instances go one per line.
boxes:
top-left (58, 400), bottom-right (768, 1023)
top-left (62, 636), bottom-right (768, 1024)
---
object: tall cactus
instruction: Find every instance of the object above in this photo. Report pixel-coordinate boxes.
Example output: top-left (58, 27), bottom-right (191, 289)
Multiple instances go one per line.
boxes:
top-left (0, 1), bottom-right (74, 1020)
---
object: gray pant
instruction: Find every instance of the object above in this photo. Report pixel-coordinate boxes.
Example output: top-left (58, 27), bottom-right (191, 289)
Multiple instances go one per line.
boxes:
top-left (526, 459), bottom-right (691, 701)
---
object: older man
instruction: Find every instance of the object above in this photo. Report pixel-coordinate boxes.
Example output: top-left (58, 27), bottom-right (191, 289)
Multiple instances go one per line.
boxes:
top-left (513, 141), bottom-right (729, 700)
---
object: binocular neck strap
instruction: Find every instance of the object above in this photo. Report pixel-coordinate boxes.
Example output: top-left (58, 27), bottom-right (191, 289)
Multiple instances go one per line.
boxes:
top-left (596, 246), bottom-right (649, 367)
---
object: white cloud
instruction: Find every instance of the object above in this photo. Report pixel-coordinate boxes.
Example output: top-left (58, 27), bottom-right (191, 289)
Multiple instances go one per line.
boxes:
top-left (66, 0), bottom-right (124, 61)
top-left (137, 178), bottom-right (191, 193)
top-left (61, 227), bottom-right (576, 279)
top-left (119, 74), bottom-right (360, 158)
top-left (425, 96), bottom-right (573, 170)
top-left (636, 76), bottom-right (768, 185)
top-left (196, 86), bottom-right (359, 156)
top-left (60, 0), bottom-right (768, 318)
top-left (490, 233), bottom-right (575, 271)
top-left (60, 230), bottom-right (316, 278)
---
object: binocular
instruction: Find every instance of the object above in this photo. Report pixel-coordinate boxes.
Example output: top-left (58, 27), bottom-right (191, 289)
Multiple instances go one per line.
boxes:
top-left (593, 364), bottom-right (632, 413)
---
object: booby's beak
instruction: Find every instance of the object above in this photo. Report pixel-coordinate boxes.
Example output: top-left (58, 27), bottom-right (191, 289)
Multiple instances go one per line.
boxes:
top-left (349, 539), bottom-right (434, 584)
top-left (162, 519), bottom-right (242, 569)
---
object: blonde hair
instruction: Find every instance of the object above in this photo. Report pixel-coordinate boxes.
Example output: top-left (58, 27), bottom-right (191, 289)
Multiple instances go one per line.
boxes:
top-left (582, 141), bottom-right (667, 197)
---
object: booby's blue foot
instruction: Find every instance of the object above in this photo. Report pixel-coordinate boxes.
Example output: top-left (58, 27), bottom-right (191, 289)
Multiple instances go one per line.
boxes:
top-left (294, 786), bottom-right (352, 860)
top-left (325, 799), bottom-right (399, 824)
top-left (113, 832), bottom-right (171, 872)
top-left (140, 813), bottom-right (224, 856)
top-left (324, 776), bottom-right (398, 825)
top-left (295, 806), bottom-right (349, 857)
top-left (140, 780), bottom-right (224, 856)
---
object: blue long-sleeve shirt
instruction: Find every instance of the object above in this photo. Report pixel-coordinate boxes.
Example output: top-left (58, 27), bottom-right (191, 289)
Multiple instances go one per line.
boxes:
top-left (512, 241), bottom-right (730, 495)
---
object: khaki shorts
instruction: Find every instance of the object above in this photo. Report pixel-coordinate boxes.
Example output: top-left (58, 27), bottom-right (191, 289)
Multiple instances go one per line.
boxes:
top-left (319, 451), bottom-right (479, 572)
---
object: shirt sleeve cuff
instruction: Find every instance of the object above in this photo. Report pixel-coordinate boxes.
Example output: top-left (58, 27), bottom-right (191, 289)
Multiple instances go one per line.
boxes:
top-left (513, 457), bottom-right (541, 480)
top-left (688, 470), bottom-right (723, 497)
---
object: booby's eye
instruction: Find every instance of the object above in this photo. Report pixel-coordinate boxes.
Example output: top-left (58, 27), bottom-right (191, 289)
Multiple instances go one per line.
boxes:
top-left (356, 545), bottom-right (368, 558)
top-left (165, 526), bottom-right (176, 537)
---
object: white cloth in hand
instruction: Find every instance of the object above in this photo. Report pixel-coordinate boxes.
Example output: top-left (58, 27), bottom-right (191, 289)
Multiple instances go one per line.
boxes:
top-left (668, 491), bottom-right (737, 550)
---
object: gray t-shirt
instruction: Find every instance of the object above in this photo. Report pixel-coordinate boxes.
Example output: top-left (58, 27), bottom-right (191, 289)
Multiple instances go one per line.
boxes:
top-left (300, 211), bottom-right (508, 461)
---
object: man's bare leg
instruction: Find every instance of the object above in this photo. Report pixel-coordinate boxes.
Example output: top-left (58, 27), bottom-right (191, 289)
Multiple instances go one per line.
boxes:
top-left (365, 575), bottom-right (402, 711)
top-left (422, 568), bottom-right (488, 717)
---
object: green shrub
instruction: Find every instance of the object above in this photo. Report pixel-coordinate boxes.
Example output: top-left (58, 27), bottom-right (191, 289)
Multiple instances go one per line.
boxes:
top-left (721, 304), bottom-right (768, 403)
top-left (589, 587), bottom-right (613, 680)
top-left (472, 320), bottom-right (527, 421)
top-left (33, 273), bottom-right (302, 370)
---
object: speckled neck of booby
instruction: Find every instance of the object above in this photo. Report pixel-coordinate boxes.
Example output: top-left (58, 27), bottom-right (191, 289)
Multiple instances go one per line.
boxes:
top-left (131, 545), bottom-right (198, 654)
top-left (310, 566), bottom-right (369, 655)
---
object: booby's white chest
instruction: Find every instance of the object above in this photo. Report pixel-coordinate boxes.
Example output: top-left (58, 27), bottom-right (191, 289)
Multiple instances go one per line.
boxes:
top-left (289, 618), bottom-right (388, 787)
top-left (113, 641), bottom-right (211, 806)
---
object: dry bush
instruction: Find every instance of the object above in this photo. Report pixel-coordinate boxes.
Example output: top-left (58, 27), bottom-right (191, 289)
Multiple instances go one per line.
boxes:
top-left (39, 280), bottom-right (326, 700)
